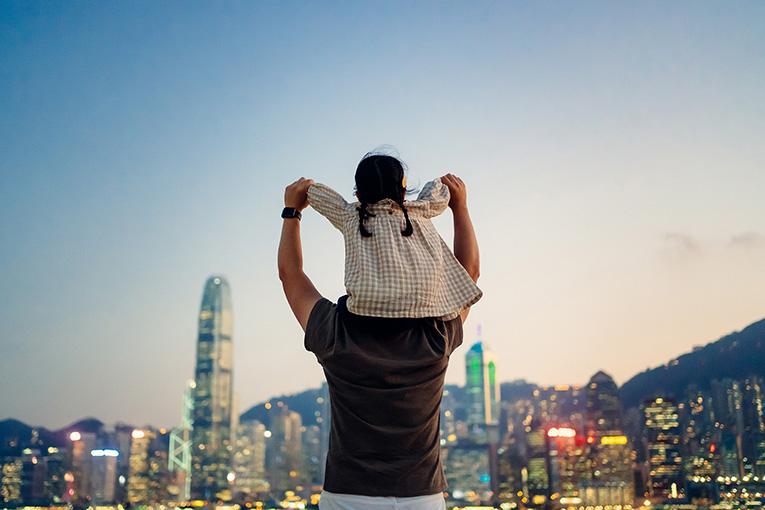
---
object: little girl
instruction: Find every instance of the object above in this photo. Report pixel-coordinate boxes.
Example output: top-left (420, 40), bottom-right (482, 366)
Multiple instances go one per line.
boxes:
top-left (307, 152), bottom-right (482, 319)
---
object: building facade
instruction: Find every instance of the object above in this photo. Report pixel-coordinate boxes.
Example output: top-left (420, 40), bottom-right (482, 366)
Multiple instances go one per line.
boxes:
top-left (191, 276), bottom-right (234, 501)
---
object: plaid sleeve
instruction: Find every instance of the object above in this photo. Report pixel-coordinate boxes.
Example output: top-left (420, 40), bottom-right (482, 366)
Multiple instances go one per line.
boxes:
top-left (413, 178), bottom-right (449, 218)
top-left (308, 183), bottom-right (353, 231)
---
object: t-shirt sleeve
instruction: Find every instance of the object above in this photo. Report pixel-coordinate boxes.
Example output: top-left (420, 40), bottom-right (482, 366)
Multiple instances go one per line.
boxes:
top-left (304, 298), bottom-right (337, 361)
top-left (308, 183), bottom-right (353, 231)
top-left (412, 178), bottom-right (449, 218)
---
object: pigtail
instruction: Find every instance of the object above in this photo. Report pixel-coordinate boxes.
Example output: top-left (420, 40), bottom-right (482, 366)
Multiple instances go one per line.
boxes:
top-left (358, 203), bottom-right (374, 237)
top-left (399, 203), bottom-right (413, 237)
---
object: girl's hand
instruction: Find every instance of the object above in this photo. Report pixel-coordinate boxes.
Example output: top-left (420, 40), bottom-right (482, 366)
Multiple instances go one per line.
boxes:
top-left (284, 178), bottom-right (315, 210)
top-left (441, 174), bottom-right (468, 211)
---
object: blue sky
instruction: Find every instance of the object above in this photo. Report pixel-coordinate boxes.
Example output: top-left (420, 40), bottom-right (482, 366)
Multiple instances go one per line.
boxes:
top-left (2, 2), bottom-right (764, 429)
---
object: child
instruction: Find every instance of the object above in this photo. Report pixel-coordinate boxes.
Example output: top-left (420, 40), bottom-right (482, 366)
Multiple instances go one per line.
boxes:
top-left (307, 152), bottom-right (482, 319)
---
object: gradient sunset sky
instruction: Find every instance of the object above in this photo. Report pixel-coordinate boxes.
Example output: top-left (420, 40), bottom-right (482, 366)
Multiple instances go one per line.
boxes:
top-left (2, 2), bottom-right (764, 429)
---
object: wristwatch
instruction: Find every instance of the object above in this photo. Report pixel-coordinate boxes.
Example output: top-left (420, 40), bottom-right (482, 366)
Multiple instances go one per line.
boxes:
top-left (281, 207), bottom-right (302, 220)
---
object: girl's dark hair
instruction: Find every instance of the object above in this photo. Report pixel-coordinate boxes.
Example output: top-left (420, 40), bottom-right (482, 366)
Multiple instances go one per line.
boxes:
top-left (355, 154), bottom-right (413, 237)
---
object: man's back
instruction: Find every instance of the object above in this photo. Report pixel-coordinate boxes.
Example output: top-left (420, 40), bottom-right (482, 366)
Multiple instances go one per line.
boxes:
top-left (304, 297), bottom-right (463, 497)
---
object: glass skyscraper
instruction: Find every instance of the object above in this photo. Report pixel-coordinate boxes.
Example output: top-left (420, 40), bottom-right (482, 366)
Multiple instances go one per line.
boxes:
top-left (191, 276), bottom-right (234, 501)
top-left (465, 341), bottom-right (500, 443)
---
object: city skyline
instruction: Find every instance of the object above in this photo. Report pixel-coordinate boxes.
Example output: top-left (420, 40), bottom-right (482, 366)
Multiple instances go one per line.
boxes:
top-left (2, 3), bottom-right (764, 429)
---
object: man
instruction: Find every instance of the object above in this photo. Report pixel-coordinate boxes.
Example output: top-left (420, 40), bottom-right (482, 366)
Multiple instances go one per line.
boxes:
top-left (278, 174), bottom-right (480, 510)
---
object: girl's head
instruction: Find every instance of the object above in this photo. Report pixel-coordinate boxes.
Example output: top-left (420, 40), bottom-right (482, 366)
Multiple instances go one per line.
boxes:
top-left (354, 154), bottom-right (408, 205)
top-left (354, 152), bottom-right (413, 237)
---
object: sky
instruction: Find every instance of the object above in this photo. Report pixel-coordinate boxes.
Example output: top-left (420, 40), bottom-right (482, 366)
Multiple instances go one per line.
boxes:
top-left (1, 1), bottom-right (764, 431)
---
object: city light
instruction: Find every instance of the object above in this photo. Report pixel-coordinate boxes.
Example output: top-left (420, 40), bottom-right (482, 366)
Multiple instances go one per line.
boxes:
top-left (601, 435), bottom-right (628, 445)
top-left (69, 431), bottom-right (81, 441)
top-left (91, 449), bottom-right (119, 457)
top-left (227, 472), bottom-right (236, 482)
top-left (547, 427), bottom-right (576, 438)
top-left (132, 429), bottom-right (146, 439)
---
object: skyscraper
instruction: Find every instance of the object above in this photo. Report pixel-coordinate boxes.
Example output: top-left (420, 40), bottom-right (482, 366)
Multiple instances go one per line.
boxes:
top-left (191, 276), bottom-right (234, 501)
top-left (642, 397), bottom-right (682, 499)
top-left (465, 340), bottom-right (500, 443)
top-left (582, 371), bottom-right (634, 507)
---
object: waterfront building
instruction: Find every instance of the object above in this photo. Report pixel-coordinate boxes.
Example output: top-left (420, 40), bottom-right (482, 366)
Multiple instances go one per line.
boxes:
top-left (127, 429), bottom-right (153, 505)
top-left (465, 340), bottom-right (500, 444)
top-left (191, 276), bottom-right (234, 501)
top-left (643, 397), bottom-right (683, 499)
top-left (582, 371), bottom-right (634, 507)
top-left (232, 421), bottom-right (268, 500)
top-left (266, 406), bottom-right (303, 498)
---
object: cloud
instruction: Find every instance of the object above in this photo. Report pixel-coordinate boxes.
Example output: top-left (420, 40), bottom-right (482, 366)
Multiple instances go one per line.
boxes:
top-left (662, 232), bottom-right (702, 260)
top-left (729, 231), bottom-right (764, 249)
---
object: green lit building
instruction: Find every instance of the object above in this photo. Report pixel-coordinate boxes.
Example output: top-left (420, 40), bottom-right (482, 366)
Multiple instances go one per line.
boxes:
top-left (465, 341), bottom-right (500, 444)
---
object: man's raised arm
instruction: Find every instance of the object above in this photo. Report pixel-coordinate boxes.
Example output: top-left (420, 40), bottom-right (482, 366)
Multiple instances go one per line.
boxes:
top-left (278, 178), bottom-right (322, 332)
top-left (441, 174), bottom-right (480, 323)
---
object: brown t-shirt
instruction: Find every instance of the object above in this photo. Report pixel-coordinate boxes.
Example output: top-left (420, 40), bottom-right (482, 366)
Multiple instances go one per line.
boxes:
top-left (304, 297), bottom-right (464, 497)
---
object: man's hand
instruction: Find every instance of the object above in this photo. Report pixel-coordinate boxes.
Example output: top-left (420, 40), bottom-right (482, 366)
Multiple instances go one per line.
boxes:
top-left (441, 173), bottom-right (468, 211)
top-left (279, 177), bottom-right (321, 332)
top-left (285, 178), bottom-right (315, 210)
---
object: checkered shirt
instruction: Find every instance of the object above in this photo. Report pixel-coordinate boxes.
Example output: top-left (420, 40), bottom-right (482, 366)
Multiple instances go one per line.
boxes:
top-left (307, 178), bottom-right (483, 319)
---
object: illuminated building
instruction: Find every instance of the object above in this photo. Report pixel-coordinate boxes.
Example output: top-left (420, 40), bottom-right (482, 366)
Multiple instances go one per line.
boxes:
top-left (90, 448), bottom-right (119, 504)
top-left (582, 371), bottom-right (634, 507)
top-left (546, 427), bottom-right (584, 502)
top-left (266, 406), bottom-right (303, 498)
top-left (465, 340), bottom-right (500, 443)
top-left (191, 276), bottom-right (234, 501)
top-left (441, 443), bottom-right (493, 505)
top-left (0, 457), bottom-right (23, 505)
top-left (128, 429), bottom-right (153, 504)
top-left (525, 422), bottom-right (548, 499)
top-left (743, 376), bottom-right (765, 476)
top-left (642, 397), bottom-right (683, 499)
top-left (68, 430), bottom-right (96, 505)
top-left (232, 421), bottom-right (268, 499)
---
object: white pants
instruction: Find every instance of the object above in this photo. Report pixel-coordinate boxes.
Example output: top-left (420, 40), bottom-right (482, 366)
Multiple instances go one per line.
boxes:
top-left (318, 491), bottom-right (445, 510)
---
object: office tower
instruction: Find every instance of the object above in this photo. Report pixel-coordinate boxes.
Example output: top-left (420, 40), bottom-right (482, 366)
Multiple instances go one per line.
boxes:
top-left (266, 407), bottom-right (303, 498)
top-left (546, 426), bottom-right (585, 504)
top-left (743, 376), bottom-right (765, 476)
top-left (582, 371), bottom-right (634, 507)
top-left (232, 421), bottom-right (268, 500)
top-left (127, 429), bottom-right (154, 505)
top-left (90, 448), bottom-right (119, 504)
top-left (643, 397), bottom-right (683, 499)
top-left (441, 443), bottom-right (493, 505)
top-left (0, 457), bottom-right (23, 506)
top-left (465, 340), bottom-right (500, 443)
top-left (68, 431), bottom-right (96, 505)
top-left (191, 276), bottom-right (234, 501)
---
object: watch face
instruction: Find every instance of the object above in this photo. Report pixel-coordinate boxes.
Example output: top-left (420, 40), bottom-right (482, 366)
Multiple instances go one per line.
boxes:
top-left (282, 207), bottom-right (300, 219)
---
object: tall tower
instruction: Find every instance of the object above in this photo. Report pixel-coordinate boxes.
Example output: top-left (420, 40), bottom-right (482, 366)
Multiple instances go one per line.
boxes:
top-left (642, 397), bottom-right (682, 499)
top-left (582, 371), bottom-right (634, 507)
top-left (465, 338), bottom-right (500, 443)
top-left (191, 276), bottom-right (234, 501)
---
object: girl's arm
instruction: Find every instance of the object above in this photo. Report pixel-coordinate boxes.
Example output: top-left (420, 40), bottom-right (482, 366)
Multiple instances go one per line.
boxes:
top-left (412, 178), bottom-right (450, 218)
top-left (307, 183), bottom-right (353, 230)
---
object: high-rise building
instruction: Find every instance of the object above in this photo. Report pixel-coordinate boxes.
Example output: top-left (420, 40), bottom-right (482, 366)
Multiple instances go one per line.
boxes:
top-left (642, 397), bottom-right (683, 499)
top-left (465, 340), bottom-right (500, 443)
top-left (266, 407), bottom-right (303, 498)
top-left (191, 276), bottom-right (234, 501)
top-left (232, 421), bottom-right (268, 500)
top-left (582, 371), bottom-right (634, 507)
